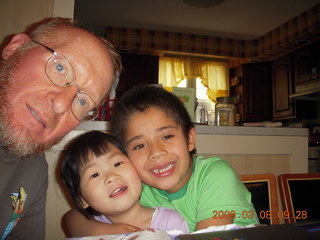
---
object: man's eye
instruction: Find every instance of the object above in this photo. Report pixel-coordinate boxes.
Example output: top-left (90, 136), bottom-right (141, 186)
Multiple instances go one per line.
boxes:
top-left (114, 161), bottom-right (123, 167)
top-left (79, 97), bottom-right (88, 107)
top-left (133, 144), bottom-right (144, 150)
top-left (163, 135), bottom-right (174, 140)
top-left (55, 63), bottom-right (65, 72)
top-left (90, 173), bottom-right (99, 179)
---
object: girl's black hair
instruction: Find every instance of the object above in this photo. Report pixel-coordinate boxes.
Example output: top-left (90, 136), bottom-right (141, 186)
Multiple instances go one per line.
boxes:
top-left (112, 85), bottom-right (195, 154)
top-left (60, 130), bottom-right (127, 219)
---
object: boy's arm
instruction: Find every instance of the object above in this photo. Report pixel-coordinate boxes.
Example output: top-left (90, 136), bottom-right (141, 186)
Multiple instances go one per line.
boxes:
top-left (63, 209), bottom-right (140, 237)
top-left (196, 217), bottom-right (232, 230)
top-left (194, 158), bottom-right (258, 231)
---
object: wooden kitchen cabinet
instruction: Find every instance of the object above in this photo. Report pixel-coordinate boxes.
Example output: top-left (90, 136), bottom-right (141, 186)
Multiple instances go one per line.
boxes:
top-left (117, 53), bottom-right (159, 97)
top-left (271, 54), bottom-right (317, 121)
top-left (231, 62), bottom-right (272, 123)
top-left (293, 42), bottom-right (320, 89)
top-left (272, 56), bottom-right (295, 120)
top-left (97, 53), bottom-right (158, 120)
top-left (242, 62), bottom-right (272, 122)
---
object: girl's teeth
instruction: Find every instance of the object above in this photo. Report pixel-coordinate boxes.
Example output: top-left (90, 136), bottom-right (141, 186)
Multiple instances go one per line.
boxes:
top-left (110, 187), bottom-right (127, 197)
top-left (153, 163), bottom-right (174, 173)
top-left (113, 188), bottom-right (122, 194)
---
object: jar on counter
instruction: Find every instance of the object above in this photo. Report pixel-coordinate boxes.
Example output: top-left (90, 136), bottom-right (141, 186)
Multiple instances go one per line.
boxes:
top-left (215, 97), bottom-right (235, 126)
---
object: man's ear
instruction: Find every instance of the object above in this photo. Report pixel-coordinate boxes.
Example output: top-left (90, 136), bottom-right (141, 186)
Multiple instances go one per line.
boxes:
top-left (187, 127), bottom-right (196, 152)
top-left (2, 34), bottom-right (31, 59)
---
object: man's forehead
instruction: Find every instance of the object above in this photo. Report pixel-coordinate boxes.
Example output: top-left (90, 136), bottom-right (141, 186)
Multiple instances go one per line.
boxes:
top-left (48, 29), bottom-right (113, 101)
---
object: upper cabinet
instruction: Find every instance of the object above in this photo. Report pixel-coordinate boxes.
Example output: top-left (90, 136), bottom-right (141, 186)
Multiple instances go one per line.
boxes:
top-left (117, 53), bottom-right (159, 97)
top-left (271, 46), bottom-right (318, 121)
top-left (242, 62), bottom-right (272, 122)
top-left (272, 56), bottom-right (295, 120)
top-left (293, 42), bottom-right (320, 93)
top-left (231, 62), bottom-right (272, 123)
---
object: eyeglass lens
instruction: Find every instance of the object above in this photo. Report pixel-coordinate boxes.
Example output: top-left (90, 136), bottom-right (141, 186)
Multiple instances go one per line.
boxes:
top-left (34, 40), bottom-right (98, 120)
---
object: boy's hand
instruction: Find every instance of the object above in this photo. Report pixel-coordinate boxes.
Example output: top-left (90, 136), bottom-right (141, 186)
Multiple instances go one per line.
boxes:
top-left (63, 209), bottom-right (140, 237)
top-left (112, 223), bottom-right (141, 233)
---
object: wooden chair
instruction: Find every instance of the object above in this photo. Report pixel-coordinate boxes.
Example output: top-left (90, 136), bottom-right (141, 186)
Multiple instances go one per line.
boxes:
top-left (278, 173), bottom-right (320, 223)
top-left (240, 173), bottom-right (279, 225)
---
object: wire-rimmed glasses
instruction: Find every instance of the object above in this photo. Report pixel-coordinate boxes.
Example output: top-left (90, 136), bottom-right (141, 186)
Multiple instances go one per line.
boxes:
top-left (32, 40), bottom-right (99, 121)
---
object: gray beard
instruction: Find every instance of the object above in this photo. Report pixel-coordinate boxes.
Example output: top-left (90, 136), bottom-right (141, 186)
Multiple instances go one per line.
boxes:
top-left (0, 52), bottom-right (60, 157)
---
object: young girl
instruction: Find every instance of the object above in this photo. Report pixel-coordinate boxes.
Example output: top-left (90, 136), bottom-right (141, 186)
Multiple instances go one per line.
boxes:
top-left (61, 131), bottom-right (189, 237)
top-left (65, 85), bottom-right (259, 236)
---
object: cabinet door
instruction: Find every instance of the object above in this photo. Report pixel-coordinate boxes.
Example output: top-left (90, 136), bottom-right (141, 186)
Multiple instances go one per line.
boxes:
top-left (293, 47), bottom-right (313, 85)
top-left (314, 43), bottom-right (320, 80)
top-left (272, 56), bottom-right (295, 120)
top-left (243, 62), bottom-right (272, 122)
top-left (117, 53), bottom-right (159, 97)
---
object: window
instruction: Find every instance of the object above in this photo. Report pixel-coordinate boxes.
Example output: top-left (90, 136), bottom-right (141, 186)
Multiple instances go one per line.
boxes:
top-left (177, 77), bottom-right (215, 122)
top-left (159, 56), bottom-right (229, 122)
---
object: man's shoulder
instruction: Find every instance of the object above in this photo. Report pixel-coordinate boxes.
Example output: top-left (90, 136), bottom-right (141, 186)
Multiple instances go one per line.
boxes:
top-left (0, 149), bottom-right (47, 179)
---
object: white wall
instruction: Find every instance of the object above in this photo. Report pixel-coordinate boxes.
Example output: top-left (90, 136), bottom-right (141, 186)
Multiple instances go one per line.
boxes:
top-left (0, 0), bottom-right (74, 44)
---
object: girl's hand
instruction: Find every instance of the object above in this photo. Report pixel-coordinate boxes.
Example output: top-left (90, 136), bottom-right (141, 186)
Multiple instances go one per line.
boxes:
top-left (63, 209), bottom-right (140, 237)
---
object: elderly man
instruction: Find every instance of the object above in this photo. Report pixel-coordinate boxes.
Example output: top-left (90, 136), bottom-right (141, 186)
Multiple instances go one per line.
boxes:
top-left (0, 18), bottom-right (121, 239)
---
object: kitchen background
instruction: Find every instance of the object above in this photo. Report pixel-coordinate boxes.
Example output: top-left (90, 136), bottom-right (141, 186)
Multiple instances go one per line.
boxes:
top-left (72, 0), bottom-right (320, 173)
top-left (1, 1), bottom-right (320, 239)
top-left (2, 0), bottom-right (320, 130)
top-left (73, 0), bottom-right (320, 125)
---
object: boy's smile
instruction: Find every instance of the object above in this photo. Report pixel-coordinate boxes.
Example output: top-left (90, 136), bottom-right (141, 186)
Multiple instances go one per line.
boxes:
top-left (150, 163), bottom-right (175, 177)
top-left (125, 106), bottom-right (196, 193)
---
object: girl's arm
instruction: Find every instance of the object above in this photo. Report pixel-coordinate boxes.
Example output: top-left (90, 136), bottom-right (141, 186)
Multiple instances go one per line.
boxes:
top-left (63, 209), bottom-right (140, 237)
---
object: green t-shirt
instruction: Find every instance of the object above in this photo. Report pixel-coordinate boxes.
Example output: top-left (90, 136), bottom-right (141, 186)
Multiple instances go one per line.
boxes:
top-left (140, 155), bottom-right (259, 232)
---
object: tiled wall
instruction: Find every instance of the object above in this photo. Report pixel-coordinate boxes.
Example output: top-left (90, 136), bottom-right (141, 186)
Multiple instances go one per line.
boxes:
top-left (257, 4), bottom-right (320, 59)
top-left (106, 3), bottom-right (320, 67)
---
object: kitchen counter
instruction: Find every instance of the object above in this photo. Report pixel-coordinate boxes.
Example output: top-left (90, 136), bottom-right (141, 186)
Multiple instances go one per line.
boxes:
top-left (195, 124), bottom-right (308, 136)
top-left (72, 121), bottom-right (308, 136)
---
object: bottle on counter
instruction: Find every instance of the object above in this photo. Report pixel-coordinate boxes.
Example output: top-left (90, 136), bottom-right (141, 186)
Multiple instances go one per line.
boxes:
top-left (215, 97), bottom-right (235, 126)
top-left (200, 107), bottom-right (206, 124)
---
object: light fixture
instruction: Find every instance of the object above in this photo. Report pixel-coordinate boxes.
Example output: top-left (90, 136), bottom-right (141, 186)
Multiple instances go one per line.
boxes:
top-left (183, 0), bottom-right (225, 8)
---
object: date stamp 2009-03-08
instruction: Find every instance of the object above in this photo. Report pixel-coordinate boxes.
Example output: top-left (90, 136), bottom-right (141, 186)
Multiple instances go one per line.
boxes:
top-left (212, 210), bottom-right (308, 221)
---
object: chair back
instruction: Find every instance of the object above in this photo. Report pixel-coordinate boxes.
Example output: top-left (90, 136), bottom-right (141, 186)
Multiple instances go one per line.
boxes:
top-left (278, 173), bottom-right (320, 223)
top-left (240, 173), bottom-right (279, 225)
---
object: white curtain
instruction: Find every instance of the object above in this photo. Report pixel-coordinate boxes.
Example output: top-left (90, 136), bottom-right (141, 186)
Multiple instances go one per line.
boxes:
top-left (158, 56), bottom-right (229, 102)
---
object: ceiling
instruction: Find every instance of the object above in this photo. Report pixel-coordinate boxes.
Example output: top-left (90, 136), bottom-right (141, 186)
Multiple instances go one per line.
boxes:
top-left (75, 0), bottom-right (320, 40)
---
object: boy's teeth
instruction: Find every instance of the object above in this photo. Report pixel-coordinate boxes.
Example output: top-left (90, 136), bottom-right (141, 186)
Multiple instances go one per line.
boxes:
top-left (153, 163), bottom-right (174, 173)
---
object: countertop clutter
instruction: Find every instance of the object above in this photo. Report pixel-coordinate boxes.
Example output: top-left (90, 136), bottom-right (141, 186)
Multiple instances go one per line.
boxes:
top-left (195, 124), bottom-right (308, 136)
top-left (74, 121), bottom-right (308, 137)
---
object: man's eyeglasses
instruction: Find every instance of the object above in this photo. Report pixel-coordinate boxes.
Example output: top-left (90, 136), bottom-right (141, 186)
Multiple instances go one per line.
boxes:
top-left (32, 40), bottom-right (99, 121)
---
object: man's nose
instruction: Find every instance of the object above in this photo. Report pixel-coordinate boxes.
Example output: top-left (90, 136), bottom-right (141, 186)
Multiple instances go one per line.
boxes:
top-left (50, 86), bottom-right (78, 116)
